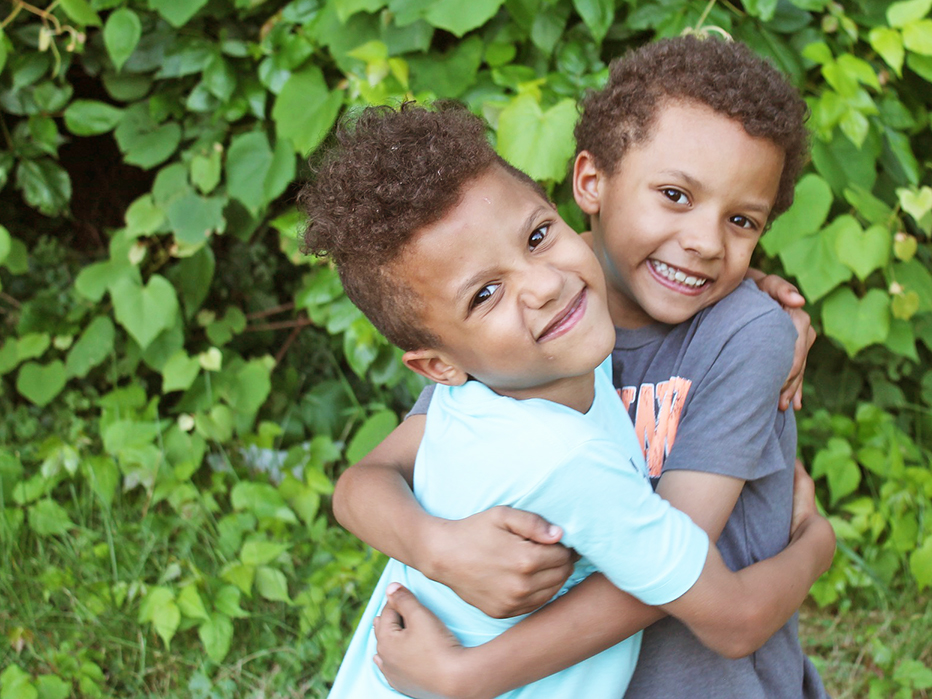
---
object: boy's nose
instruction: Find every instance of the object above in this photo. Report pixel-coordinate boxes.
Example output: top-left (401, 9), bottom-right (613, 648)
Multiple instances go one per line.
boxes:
top-left (679, 218), bottom-right (725, 259)
top-left (517, 263), bottom-right (564, 309)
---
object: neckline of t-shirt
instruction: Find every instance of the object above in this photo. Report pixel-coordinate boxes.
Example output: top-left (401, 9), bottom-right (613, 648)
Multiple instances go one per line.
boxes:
top-left (614, 322), bottom-right (674, 350)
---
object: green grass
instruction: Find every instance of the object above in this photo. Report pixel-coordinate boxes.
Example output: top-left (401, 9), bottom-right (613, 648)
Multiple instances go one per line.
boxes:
top-left (801, 596), bottom-right (932, 698)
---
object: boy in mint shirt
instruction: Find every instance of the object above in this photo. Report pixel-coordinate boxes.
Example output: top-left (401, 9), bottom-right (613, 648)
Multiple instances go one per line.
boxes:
top-left (337, 37), bottom-right (829, 699)
top-left (300, 102), bottom-right (833, 698)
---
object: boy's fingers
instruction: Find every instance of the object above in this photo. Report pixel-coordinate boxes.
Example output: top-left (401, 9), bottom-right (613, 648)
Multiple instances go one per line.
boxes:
top-left (386, 583), bottom-right (430, 622)
top-left (496, 506), bottom-right (563, 545)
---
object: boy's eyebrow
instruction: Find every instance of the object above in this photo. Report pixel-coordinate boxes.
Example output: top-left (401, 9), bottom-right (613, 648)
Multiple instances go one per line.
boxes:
top-left (661, 169), bottom-right (772, 215)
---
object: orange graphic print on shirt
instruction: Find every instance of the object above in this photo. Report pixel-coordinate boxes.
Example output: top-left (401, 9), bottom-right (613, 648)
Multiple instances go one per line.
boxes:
top-left (618, 377), bottom-right (692, 478)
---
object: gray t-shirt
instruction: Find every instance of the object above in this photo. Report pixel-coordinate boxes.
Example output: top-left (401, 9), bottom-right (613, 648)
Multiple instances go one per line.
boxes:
top-left (617, 280), bottom-right (826, 699)
top-left (408, 280), bottom-right (827, 698)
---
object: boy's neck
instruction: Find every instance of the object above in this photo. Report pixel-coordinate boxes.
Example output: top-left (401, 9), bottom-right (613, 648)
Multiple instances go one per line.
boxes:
top-left (488, 371), bottom-right (597, 414)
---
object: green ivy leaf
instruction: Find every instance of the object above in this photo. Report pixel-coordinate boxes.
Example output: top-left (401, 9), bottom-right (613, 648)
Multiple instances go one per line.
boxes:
top-left (165, 192), bottom-right (225, 246)
top-left (139, 587), bottom-right (181, 648)
top-left (177, 586), bottom-right (210, 621)
top-left (0, 225), bottom-right (9, 266)
top-left (111, 274), bottom-right (179, 350)
top-left (63, 99), bottom-right (124, 136)
top-left (869, 27), bottom-right (905, 76)
top-left (834, 223), bottom-right (890, 281)
top-left (84, 455), bottom-right (119, 508)
top-left (114, 105), bottom-right (182, 170)
top-left (214, 585), bottom-right (248, 618)
top-left (0, 664), bottom-right (37, 699)
top-left (811, 128), bottom-right (879, 196)
top-left (890, 260), bottom-right (932, 312)
top-left (909, 535), bottom-right (932, 591)
top-left (844, 185), bottom-right (894, 225)
top-left (272, 67), bottom-right (343, 156)
top-left (226, 131), bottom-right (273, 214)
top-left (220, 562), bottom-right (256, 597)
top-left (104, 8), bottom-right (142, 72)
top-left (16, 361), bottom-right (66, 406)
top-left (255, 566), bottom-right (291, 603)
top-left (888, 0), bottom-right (932, 28)
top-left (198, 613), bottom-right (234, 663)
top-left (150, 0), bottom-right (210, 27)
top-left (240, 540), bottom-right (289, 567)
top-left (335, 0), bottom-right (388, 21)
top-left (59, 0), bottom-right (102, 26)
top-left (408, 36), bottom-right (483, 99)
top-left (74, 258), bottom-right (139, 303)
top-left (897, 185), bottom-right (932, 232)
top-left (572, 0), bottom-right (615, 42)
top-left (742, 0), bottom-right (778, 21)
top-left (779, 217), bottom-right (853, 301)
top-left (226, 360), bottom-right (272, 416)
top-left (822, 287), bottom-right (891, 356)
top-left (17, 333), bottom-right (50, 362)
top-left (346, 410), bottom-right (399, 465)
top-left (161, 351), bottom-right (201, 392)
top-left (190, 144), bottom-right (222, 196)
top-left (34, 674), bottom-right (70, 699)
top-left (125, 194), bottom-right (165, 237)
top-left (497, 95), bottom-right (577, 182)
top-left (65, 315), bottom-right (115, 378)
top-left (761, 174), bottom-right (833, 256)
top-left (27, 498), bottom-right (74, 537)
top-left (423, 0), bottom-right (506, 37)
top-left (16, 158), bottom-right (71, 217)
top-left (231, 482), bottom-right (297, 523)
top-left (812, 437), bottom-right (860, 505)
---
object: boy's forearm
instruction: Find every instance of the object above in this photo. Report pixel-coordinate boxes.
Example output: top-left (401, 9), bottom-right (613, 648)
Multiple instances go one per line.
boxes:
top-left (445, 575), bottom-right (664, 699)
top-left (333, 415), bottom-right (438, 572)
top-left (667, 513), bottom-right (835, 658)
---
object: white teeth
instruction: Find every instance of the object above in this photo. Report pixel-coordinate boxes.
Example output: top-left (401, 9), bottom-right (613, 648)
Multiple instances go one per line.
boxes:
top-left (650, 260), bottom-right (708, 288)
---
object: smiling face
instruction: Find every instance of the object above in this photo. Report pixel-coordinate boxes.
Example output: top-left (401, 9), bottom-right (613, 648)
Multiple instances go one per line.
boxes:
top-left (400, 165), bottom-right (615, 412)
top-left (575, 100), bottom-right (785, 329)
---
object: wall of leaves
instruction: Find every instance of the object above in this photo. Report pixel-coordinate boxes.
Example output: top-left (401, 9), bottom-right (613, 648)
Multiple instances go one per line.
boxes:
top-left (0, 0), bottom-right (931, 694)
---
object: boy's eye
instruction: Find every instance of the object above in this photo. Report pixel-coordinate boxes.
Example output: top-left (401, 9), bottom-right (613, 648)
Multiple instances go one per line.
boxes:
top-left (528, 224), bottom-right (550, 250)
top-left (471, 283), bottom-right (500, 309)
top-left (661, 188), bottom-right (689, 205)
top-left (730, 215), bottom-right (758, 230)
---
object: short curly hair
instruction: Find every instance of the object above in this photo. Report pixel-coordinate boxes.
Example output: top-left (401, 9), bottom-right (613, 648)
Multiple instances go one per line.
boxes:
top-left (299, 102), bottom-right (544, 351)
top-left (575, 35), bottom-right (809, 219)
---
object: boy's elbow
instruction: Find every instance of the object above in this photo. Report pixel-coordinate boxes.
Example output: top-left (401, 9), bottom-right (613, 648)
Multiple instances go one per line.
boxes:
top-left (716, 599), bottom-right (770, 658)
top-left (694, 599), bottom-right (769, 659)
top-left (331, 468), bottom-right (353, 527)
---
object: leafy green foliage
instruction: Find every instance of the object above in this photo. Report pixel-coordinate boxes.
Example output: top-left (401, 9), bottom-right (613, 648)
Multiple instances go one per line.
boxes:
top-left (0, 0), bottom-right (931, 694)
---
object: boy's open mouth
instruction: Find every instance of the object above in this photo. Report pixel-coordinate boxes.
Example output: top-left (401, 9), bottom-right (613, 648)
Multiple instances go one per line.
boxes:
top-left (649, 260), bottom-right (710, 290)
top-left (538, 288), bottom-right (587, 342)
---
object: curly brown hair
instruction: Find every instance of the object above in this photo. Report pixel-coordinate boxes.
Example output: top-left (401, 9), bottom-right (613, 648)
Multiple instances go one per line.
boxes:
top-left (575, 35), bottom-right (809, 219)
top-left (299, 102), bottom-right (544, 351)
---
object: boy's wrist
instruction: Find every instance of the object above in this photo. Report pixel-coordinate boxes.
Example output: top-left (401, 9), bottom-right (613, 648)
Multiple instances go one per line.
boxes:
top-left (415, 514), bottom-right (453, 582)
top-left (791, 514), bottom-right (836, 578)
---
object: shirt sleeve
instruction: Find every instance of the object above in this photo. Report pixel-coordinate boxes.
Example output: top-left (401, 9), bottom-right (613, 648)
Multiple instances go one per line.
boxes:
top-left (406, 384), bottom-right (435, 418)
top-left (514, 438), bottom-right (709, 606)
top-left (662, 308), bottom-right (795, 481)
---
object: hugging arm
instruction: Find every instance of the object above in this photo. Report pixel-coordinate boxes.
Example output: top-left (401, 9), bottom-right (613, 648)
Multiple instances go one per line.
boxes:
top-left (746, 268), bottom-right (816, 410)
top-left (333, 412), bottom-right (576, 618)
top-left (374, 457), bottom-right (833, 699)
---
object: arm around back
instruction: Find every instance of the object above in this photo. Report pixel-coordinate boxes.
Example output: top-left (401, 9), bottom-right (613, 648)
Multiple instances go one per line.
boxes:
top-left (333, 412), bottom-right (576, 617)
top-left (659, 464), bottom-right (835, 658)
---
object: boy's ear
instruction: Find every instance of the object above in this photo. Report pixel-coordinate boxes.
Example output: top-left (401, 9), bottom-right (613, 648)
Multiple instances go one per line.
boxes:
top-left (573, 151), bottom-right (603, 216)
top-left (402, 349), bottom-right (469, 386)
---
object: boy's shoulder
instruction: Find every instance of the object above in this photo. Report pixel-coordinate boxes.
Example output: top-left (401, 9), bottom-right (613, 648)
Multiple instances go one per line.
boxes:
top-left (690, 279), bottom-right (796, 347)
top-left (427, 361), bottom-right (626, 457)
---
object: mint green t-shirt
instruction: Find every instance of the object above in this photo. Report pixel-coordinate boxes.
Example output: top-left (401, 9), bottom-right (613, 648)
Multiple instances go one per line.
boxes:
top-left (328, 358), bottom-right (709, 698)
